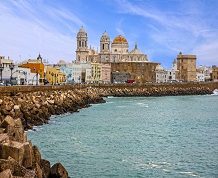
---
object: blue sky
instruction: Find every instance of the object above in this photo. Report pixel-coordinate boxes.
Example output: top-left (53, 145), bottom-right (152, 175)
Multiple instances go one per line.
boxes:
top-left (0, 0), bottom-right (218, 69)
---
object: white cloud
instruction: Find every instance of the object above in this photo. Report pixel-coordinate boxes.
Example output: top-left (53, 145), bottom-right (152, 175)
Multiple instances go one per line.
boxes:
top-left (0, 0), bottom-right (84, 62)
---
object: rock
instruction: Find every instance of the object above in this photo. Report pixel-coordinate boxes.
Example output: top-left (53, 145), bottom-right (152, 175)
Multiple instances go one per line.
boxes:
top-left (0, 140), bottom-right (25, 164)
top-left (41, 159), bottom-right (51, 178)
top-left (1, 115), bottom-right (15, 128)
top-left (8, 156), bottom-right (26, 177)
top-left (0, 169), bottom-right (13, 178)
top-left (49, 163), bottom-right (68, 178)
top-left (33, 145), bottom-right (41, 166)
top-left (22, 141), bottom-right (34, 169)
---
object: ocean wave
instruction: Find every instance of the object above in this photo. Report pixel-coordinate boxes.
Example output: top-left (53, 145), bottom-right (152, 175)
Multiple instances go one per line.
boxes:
top-left (211, 89), bottom-right (218, 95)
top-left (177, 171), bottom-right (198, 177)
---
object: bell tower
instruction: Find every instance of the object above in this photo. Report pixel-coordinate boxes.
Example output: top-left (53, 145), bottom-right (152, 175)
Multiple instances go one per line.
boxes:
top-left (76, 26), bottom-right (88, 62)
top-left (99, 31), bottom-right (111, 63)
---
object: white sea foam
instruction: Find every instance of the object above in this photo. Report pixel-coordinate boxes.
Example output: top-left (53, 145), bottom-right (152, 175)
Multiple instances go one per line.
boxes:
top-left (135, 102), bottom-right (149, 107)
top-left (212, 89), bottom-right (218, 95)
top-left (177, 171), bottom-right (198, 177)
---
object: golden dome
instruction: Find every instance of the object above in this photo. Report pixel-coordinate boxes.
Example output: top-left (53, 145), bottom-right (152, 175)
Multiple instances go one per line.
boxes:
top-left (112, 35), bottom-right (128, 44)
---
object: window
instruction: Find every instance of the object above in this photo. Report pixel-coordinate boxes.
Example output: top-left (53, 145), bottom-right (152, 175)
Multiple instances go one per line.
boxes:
top-left (103, 44), bottom-right (104, 50)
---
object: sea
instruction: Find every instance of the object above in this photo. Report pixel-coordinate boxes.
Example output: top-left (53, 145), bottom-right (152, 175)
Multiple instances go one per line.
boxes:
top-left (27, 93), bottom-right (218, 178)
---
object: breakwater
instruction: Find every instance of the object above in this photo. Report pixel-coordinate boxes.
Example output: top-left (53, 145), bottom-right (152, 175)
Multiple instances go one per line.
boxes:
top-left (0, 82), bottom-right (218, 177)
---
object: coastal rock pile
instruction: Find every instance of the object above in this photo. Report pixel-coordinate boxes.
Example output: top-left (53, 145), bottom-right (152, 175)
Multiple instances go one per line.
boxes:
top-left (0, 115), bottom-right (68, 178)
top-left (0, 88), bottom-right (105, 130)
top-left (96, 85), bottom-right (213, 97)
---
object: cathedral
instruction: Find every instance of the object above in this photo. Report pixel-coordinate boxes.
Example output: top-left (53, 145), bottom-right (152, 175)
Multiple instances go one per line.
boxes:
top-left (75, 27), bottom-right (149, 63)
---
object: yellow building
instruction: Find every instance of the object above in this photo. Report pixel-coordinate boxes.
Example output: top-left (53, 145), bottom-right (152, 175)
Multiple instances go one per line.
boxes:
top-left (212, 65), bottom-right (218, 81)
top-left (46, 68), bottom-right (66, 85)
top-left (91, 63), bottom-right (102, 83)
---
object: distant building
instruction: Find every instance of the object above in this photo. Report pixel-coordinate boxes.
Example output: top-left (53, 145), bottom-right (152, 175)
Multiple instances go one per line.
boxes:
top-left (0, 56), bottom-right (16, 85)
top-left (75, 27), bottom-right (149, 64)
top-left (15, 67), bottom-right (36, 85)
top-left (102, 63), bottom-right (111, 83)
top-left (72, 62), bottom-right (83, 83)
top-left (46, 67), bottom-right (66, 85)
top-left (212, 65), bottom-right (218, 81)
top-left (111, 62), bottom-right (159, 83)
top-left (196, 65), bottom-right (212, 82)
top-left (21, 54), bottom-right (45, 85)
top-left (155, 64), bottom-right (167, 83)
top-left (177, 52), bottom-right (196, 82)
top-left (91, 63), bottom-right (102, 83)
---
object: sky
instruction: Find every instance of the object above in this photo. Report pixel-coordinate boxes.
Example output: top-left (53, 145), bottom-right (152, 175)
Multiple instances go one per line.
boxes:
top-left (0, 0), bottom-right (218, 69)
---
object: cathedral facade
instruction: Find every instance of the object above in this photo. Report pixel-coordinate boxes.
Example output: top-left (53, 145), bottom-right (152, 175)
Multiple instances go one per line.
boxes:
top-left (75, 27), bottom-right (149, 63)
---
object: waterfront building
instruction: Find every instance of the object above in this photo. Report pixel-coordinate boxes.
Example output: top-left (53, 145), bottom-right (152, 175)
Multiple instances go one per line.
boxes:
top-left (72, 62), bottom-right (83, 83)
top-left (45, 67), bottom-right (66, 85)
top-left (212, 65), bottom-right (218, 81)
top-left (91, 63), bottom-right (102, 83)
top-left (112, 71), bottom-right (130, 83)
top-left (54, 60), bottom-right (73, 84)
top-left (0, 56), bottom-right (15, 85)
top-left (196, 71), bottom-right (205, 82)
top-left (177, 52), bottom-right (196, 82)
top-left (155, 64), bottom-right (167, 83)
top-left (111, 62), bottom-right (159, 83)
top-left (102, 63), bottom-right (111, 83)
top-left (21, 54), bottom-right (45, 85)
top-left (166, 59), bottom-right (179, 82)
top-left (196, 65), bottom-right (212, 81)
top-left (14, 67), bottom-right (36, 85)
top-left (85, 68), bottom-right (91, 83)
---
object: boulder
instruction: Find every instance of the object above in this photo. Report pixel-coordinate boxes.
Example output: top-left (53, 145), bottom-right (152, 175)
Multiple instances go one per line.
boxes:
top-left (49, 163), bottom-right (68, 178)
top-left (1, 115), bottom-right (15, 128)
top-left (22, 141), bottom-right (34, 169)
top-left (0, 140), bottom-right (25, 165)
top-left (41, 159), bottom-right (51, 178)
top-left (0, 169), bottom-right (13, 178)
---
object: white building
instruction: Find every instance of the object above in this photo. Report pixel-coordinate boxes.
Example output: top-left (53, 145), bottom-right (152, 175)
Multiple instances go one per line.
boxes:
top-left (196, 65), bottom-right (212, 81)
top-left (72, 62), bottom-right (82, 83)
top-left (15, 67), bottom-right (38, 85)
top-left (0, 56), bottom-right (17, 85)
top-left (155, 64), bottom-right (167, 83)
top-left (155, 59), bottom-right (179, 83)
top-left (166, 59), bottom-right (179, 82)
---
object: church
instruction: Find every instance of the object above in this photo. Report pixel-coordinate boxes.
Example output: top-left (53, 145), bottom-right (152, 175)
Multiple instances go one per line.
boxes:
top-left (75, 27), bottom-right (160, 83)
top-left (75, 27), bottom-right (149, 63)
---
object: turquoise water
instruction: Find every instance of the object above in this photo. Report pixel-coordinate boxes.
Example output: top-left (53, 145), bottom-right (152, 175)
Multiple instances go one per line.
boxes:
top-left (28, 94), bottom-right (218, 177)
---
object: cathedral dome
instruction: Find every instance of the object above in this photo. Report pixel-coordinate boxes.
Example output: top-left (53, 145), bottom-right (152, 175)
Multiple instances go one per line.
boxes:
top-left (130, 44), bottom-right (142, 54)
top-left (112, 35), bottom-right (128, 44)
top-left (155, 64), bottom-right (163, 71)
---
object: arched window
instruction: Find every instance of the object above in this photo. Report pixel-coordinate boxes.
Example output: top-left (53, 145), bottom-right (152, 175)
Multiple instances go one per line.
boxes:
top-left (103, 44), bottom-right (104, 50)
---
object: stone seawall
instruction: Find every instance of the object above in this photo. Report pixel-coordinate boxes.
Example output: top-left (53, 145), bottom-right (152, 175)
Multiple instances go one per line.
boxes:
top-left (0, 82), bottom-right (218, 177)
top-left (0, 88), bottom-right (105, 178)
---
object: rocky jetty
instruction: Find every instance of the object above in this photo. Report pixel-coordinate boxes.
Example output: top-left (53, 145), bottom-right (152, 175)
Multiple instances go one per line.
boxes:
top-left (0, 88), bottom-right (105, 130)
top-left (96, 85), bottom-right (213, 97)
top-left (0, 116), bottom-right (68, 178)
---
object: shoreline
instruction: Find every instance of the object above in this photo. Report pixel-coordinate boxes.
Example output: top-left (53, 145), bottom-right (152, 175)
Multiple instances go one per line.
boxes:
top-left (1, 83), bottom-right (218, 177)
